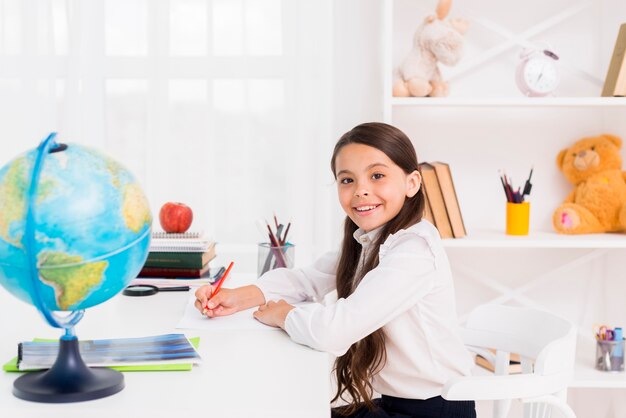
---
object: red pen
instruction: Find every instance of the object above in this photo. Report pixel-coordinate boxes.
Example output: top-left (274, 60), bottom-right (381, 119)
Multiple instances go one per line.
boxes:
top-left (203, 261), bottom-right (234, 312)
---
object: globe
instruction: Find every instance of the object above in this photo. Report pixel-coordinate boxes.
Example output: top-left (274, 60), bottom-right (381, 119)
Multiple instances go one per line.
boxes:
top-left (0, 133), bottom-right (152, 402)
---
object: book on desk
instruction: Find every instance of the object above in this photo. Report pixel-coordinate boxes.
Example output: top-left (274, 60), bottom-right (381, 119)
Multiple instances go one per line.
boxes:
top-left (139, 232), bottom-right (216, 278)
top-left (3, 334), bottom-right (202, 372)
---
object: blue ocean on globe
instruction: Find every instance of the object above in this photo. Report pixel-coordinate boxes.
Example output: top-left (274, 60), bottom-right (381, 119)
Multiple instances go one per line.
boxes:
top-left (0, 140), bottom-right (152, 313)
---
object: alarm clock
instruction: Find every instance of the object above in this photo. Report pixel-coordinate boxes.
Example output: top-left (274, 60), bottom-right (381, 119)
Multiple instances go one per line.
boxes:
top-left (515, 49), bottom-right (560, 97)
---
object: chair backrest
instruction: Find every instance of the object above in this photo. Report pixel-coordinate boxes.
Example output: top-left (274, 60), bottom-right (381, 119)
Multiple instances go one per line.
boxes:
top-left (443, 305), bottom-right (577, 418)
top-left (461, 304), bottom-right (576, 377)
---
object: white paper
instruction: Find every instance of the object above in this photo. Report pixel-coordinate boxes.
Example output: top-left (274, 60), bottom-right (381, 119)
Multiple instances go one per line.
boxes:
top-left (176, 293), bottom-right (280, 332)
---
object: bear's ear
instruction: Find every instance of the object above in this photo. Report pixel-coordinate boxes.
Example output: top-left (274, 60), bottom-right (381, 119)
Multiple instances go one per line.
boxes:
top-left (603, 134), bottom-right (622, 148)
top-left (556, 148), bottom-right (567, 169)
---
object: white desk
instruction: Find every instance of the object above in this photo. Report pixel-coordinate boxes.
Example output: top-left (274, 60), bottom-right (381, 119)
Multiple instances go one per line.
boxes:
top-left (0, 276), bottom-right (332, 418)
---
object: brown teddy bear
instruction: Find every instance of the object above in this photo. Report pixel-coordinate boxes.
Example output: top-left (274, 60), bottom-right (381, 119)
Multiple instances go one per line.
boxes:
top-left (553, 134), bottom-right (626, 234)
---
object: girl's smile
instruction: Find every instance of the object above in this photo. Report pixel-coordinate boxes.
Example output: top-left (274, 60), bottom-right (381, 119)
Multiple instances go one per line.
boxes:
top-left (353, 203), bottom-right (382, 216)
top-left (334, 143), bottom-right (421, 232)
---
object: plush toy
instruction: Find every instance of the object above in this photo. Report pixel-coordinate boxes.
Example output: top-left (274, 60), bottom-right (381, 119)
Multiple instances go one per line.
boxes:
top-left (393, 0), bottom-right (468, 97)
top-left (553, 134), bottom-right (626, 234)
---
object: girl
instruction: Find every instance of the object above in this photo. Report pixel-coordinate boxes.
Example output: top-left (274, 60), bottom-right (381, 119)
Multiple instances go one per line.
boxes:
top-left (195, 122), bottom-right (475, 418)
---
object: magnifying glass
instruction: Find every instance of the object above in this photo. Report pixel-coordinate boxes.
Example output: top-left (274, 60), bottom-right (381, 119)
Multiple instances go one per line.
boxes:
top-left (123, 285), bottom-right (190, 297)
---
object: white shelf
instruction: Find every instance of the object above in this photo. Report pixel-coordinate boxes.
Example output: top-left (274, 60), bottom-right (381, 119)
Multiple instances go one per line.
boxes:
top-left (571, 338), bottom-right (626, 388)
top-left (391, 97), bottom-right (626, 107)
top-left (442, 230), bottom-right (626, 249)
top-left (572, 358), bottom-right (626, 389)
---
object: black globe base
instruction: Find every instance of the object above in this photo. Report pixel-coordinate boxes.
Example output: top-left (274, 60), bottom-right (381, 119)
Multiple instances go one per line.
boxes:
top-left (13, 337), bottom-right (124, 403)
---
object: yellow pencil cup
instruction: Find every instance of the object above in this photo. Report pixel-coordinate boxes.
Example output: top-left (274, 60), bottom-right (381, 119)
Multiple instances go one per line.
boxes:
top-left (506, 202), bottom-right (530, 236)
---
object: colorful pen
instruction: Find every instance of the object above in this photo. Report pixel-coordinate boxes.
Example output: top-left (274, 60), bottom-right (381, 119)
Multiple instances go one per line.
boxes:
top-left (203, 261), bottom-right (234, 313)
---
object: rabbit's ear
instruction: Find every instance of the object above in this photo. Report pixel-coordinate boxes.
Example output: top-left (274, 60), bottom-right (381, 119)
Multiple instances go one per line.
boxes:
top-left (436, 0), bottom-right (452, 20)
top-left (449, 18), bottom-right (469, 34)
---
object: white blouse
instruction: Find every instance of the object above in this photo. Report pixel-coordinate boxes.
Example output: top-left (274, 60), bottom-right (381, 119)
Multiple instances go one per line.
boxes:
top-left (255, 220), bottom-right (473, 400)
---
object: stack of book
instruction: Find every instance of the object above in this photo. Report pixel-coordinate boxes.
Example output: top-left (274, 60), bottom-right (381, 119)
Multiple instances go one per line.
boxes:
top-left (418, 161), bottom-right (466, 239)
top-left (139, 231), bottom-right (216, 278)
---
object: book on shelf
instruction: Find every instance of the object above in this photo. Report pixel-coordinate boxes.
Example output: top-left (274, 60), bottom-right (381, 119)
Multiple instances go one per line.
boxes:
top-left (430, 161), bottom-right (466, 238)
top-left (138, 262), bottom-right (211, 278)
top-left (422, 188), bottom-right (435, 225)
top-left (418, 163), bottom-right (453, 239)
top-left (6, 334), bottom-right (202, 372)
top-left (150, 231), bottom-right (214, 253)
top-left (602, 23), bottom-right (626, 97)
top-left (144, 244), bottom-right (216, 269)
top-left (475, 350), bottom-right (522, 374)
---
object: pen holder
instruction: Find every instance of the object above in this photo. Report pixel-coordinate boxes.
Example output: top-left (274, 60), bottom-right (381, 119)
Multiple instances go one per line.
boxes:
top-left (596, 339), bottom-right (625, 372)
top-left (505, 202), bottom-right (530, 236)
top-left (257, 243), bottom-right (295, 278)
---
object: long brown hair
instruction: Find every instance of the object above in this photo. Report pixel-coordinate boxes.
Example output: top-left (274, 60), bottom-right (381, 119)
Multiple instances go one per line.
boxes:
top-left (330, 122), bottom-right (425, 414)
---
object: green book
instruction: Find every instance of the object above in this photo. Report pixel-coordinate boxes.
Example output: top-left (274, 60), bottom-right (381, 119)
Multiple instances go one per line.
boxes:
top-left (144, 249), bottom-right (215, 269)
top-left (3, 336), bottom-right (200, 373)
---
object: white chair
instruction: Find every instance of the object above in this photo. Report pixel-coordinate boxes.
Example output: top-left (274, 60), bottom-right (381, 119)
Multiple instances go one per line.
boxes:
top-left (442, 304), bottom-right (577, 418)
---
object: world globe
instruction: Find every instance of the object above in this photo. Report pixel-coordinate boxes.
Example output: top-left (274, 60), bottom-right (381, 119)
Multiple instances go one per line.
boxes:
top-left (0, 133), bottom-right (152, 402)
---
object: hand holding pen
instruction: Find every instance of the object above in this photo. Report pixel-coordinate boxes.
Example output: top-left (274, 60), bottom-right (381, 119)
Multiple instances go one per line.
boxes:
top-left (194, 261), bottom-right (234, 317)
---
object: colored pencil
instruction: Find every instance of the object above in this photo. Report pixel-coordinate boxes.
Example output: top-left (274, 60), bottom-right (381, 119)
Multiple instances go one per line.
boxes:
top-left (203, 261), bottom-right (234, 311)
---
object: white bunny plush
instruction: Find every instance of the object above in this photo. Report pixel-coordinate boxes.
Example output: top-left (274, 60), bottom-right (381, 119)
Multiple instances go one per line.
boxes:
top-left (393, 0), bottom-right (468, 97)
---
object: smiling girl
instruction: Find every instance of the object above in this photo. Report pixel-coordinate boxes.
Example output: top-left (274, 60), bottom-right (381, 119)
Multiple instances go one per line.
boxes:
top-left (195, 122), bottom-right (475, 417)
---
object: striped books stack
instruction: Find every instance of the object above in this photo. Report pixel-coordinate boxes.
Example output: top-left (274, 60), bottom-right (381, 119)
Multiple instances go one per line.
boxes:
top-left (138, 231), bottom-right (216, 278)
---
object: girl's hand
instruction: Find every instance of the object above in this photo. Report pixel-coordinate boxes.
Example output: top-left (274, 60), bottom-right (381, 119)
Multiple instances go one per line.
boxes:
top-left (253, 300), bottom-right (295, 329)
top-left (194, 286), bottom-right (239, 317)
top-left (194, 284), bottom-right (266, 318)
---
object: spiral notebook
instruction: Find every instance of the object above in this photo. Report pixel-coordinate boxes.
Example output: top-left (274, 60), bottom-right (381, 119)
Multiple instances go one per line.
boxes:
top-left (150, 231), bottom-right (214, 253)
top-left (151, 231), bottom-right (203, 239)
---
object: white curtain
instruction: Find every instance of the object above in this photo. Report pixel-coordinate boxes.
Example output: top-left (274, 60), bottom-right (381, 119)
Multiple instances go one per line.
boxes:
top-left (0, 0), bottom-right (335, 272)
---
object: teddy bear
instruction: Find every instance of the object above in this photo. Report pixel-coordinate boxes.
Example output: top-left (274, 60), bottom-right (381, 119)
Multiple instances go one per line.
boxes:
top-left (553, 134), bottom-right (626, 234)
top-left (392, 0), bottom-right (468, 98)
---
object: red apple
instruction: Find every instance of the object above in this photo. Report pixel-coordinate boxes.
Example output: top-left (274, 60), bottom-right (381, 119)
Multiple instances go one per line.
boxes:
top-left (159, 202), bottom-right (193, 233)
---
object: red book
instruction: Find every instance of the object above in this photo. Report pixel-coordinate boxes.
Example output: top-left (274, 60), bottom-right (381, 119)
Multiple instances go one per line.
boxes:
top-left (138, 263), bottom-right (210, 278)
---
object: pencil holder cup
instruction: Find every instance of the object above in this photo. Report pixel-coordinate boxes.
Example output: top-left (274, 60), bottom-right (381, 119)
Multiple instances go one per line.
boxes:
top-left (596, 339), bottom-right (625, 372)
top-left (505, 202), bottom-right (530, 236)
top-left (257, 243), bottom-right (295, 278)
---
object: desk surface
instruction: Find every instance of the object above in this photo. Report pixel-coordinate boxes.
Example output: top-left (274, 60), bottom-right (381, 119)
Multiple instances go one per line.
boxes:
top-left (0, 276), bottom-right (331, 418)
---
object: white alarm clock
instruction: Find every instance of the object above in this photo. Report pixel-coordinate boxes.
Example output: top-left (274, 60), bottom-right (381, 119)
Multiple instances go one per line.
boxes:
top-left (515, 49), bottom-right (560, 97)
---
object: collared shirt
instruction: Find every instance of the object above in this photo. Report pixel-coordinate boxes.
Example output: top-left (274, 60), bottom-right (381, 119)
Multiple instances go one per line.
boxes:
top-left (256, 220), bottom-right (473, 400)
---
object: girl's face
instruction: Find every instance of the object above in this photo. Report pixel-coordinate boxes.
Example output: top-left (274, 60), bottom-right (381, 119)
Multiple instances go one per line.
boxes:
top-left (334, 143), bottom-right (421, 233)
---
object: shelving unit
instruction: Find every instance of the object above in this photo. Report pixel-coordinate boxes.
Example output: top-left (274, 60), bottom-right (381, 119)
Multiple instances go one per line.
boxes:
top-left (384, 0), bottom-right (626, 406)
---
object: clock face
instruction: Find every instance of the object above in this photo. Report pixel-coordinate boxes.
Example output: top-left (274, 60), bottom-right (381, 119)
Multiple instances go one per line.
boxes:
top-left (522, 57), bottom-right (559, 95)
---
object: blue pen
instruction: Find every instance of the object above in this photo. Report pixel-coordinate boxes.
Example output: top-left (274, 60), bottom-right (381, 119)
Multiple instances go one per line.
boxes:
top-left (614, 327), bottom-right (623, 357)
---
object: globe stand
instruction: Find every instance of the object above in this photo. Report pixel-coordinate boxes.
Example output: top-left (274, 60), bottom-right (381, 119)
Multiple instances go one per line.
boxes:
top-left (13, 334), bottom-right (124, 403)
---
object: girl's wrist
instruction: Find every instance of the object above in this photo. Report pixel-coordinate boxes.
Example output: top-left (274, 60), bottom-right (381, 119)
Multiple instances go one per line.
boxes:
top-left (279, 305), bottom-right (296, 329)
top-left (238, 285), bottom-right (266, 309)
